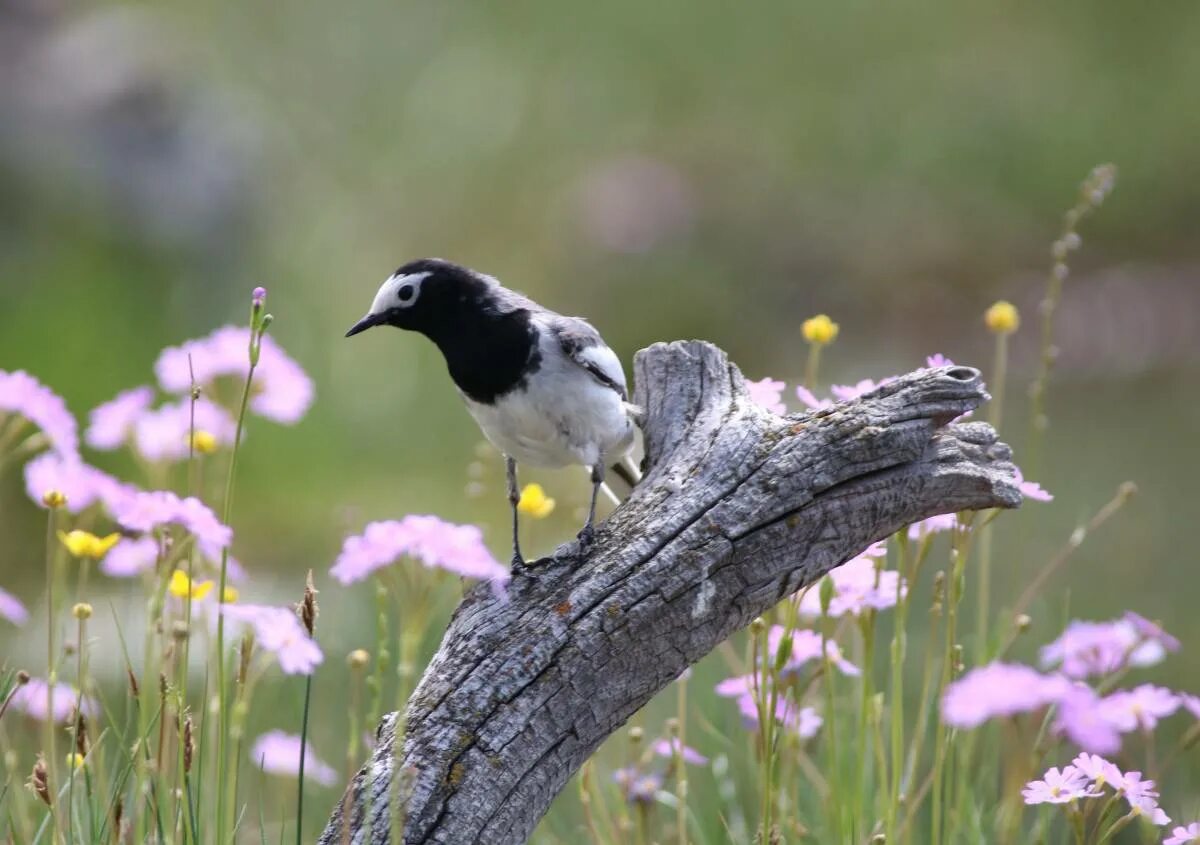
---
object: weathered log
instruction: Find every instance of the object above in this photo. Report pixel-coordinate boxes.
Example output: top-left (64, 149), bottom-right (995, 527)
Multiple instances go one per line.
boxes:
top-left (320, 340), bottom-right (1020, 844)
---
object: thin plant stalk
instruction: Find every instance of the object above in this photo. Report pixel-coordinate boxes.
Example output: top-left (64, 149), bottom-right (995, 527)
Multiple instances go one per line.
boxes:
top-left (675, 672), bottom-right (688, 845)
top-left (43, 506), bottom-right (59, 828)
top-left (296, 673), bottom-right (314, 845)
top-left (214, 345), bottom-right (260, 838)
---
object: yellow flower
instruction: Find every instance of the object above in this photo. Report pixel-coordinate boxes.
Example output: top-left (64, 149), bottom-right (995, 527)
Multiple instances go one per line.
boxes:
top-left (168, 570), bottom-right (214, 601)
top-left (801, 314), bottom-right (839, 346)
top-left (984, 301), bottom-right (1020, 335)
top-left (41, 490), bottom-right (67, 509)
top-left (58, 530), bottom-right (121, 560)
top-left (65, 752), bottom-right (85, 770)
top-left (347, 648), bottom-right (370, 669)
top-left (189, 430), bottom-right (218, 454)
top-left (72, 603), bottom-right (93, 620)
top-left (517, 483), bottom-right (556, 519)
top-left (222, 586), bottom-right (239, 603)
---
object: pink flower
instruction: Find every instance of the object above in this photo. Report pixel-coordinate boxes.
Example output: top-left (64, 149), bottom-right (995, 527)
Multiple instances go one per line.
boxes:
top-left (1117, 772), bottom-right (1169, 825)
top-left (1100, 684), bottom-right (1180, 732)
top-left (250, 731), bottom-right (336, 786)
top-left (745, 377), bottom-right (787, 415)
top-left (830, 377), bottom-right (894, 402)
top-left (1021, 765), bottom-right (1095, 805)
top-left (10, 677), bottom-right (98, 723)
top-left (222, 604), bottom-right (322, 675)
top-left (735, 693), bottom-right (822, 738)
top-left (24, 452), bottom-right (100, 513)
top-left (155, 326), bottom-right (314, 424)
top-left (1165, 822), bottom-right (1200, 844)
top-left (794, 386), bottom-right (833, 411)
top-left (797, 553), bottom-right (903, 618)
top-left (1013, 467), bottom-right (1053, 502)
top-left (133, 397), bottom-right (237, 461)
top-left (110, 490), bottom-right (232, 558)
top-left (1071, 753), bottom-right (1123, 790)
top-left (0, 369), bottom-right (79, 459)
top-left (1123, 612), bottom-right (1181, 652)
top-left (85, 386), bottom-right (154, 450)
top-left (1040, 615), bottom-right (1175, 679)
top-left (907, 513), bottom-right (958, 540)
top-left (0, 586), bottom-right (28, 625)
top-left (941, 662), bottom-right (1071, 729)
top-left (100, 536), bottom-right (160, 577)
top-left (331, 516), bottom-right (508, 584)
top-left (926, 354), bottom-right (956, 368)
top-left (613, 767), bottom-right (662, 803)
top-left (1180, 693), bottom-right (1200, 720)
top-left (651, 738), bottom-right (708, 766)
top-left (1054, 685), bottom-right (1122, 754)
top-left (768, 626), bottom-right (861, 676)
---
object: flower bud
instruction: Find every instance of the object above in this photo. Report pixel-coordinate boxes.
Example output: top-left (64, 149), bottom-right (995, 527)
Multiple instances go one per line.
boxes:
top-left (983, 301), bottom-right (1019, 335)
top-left (629, 726), bottom-right (644, 744)
top-left (72, 602), bottom-right (93, 620)
top-left (1015, 613), bottom-right (1032, 633)
top-left (348, 649), bottom-right (370, 669)
top-left (801, 314), bottom-right (839, 346)
top-left (42, 490), bottom-right (67, 509)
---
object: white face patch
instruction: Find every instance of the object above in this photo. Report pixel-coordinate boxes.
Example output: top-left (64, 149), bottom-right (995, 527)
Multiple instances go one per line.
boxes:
top-left (368, 271), bottom-right (432, 315)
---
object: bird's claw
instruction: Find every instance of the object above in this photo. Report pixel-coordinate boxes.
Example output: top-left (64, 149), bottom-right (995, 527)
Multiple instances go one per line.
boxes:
top-left (510, 553), bottom-right (539, 579)
top-left (577, 524), bottom-right (596, 550)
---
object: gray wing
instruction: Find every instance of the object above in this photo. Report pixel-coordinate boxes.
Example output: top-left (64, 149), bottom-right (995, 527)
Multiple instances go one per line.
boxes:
top-left (551, 317), bottom-right (628, 400)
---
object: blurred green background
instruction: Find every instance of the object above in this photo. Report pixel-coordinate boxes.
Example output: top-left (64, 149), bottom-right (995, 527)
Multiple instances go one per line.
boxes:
top-left (2, 0), bottom-right (1199, 838)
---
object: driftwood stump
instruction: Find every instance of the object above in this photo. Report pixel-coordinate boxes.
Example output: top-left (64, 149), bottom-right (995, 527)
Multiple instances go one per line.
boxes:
top-left (320, 340), bottom-right (1020, 844)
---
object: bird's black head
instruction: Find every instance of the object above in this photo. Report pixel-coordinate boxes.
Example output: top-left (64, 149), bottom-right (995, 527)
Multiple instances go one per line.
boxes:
top-left (344, 258), bottom-right (493, 339)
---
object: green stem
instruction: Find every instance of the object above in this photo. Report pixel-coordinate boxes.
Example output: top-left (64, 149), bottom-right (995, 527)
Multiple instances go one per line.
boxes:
top-left (44, 507), bottom-right (59, 838)
top-left (804, 343), bottom-right (822, 390)
top-left (886, 534), bottom-right (910, 843)
top-left (214, 353), bottom-right (259, 839)
top-left (296, 673), bottom-right (314, 845)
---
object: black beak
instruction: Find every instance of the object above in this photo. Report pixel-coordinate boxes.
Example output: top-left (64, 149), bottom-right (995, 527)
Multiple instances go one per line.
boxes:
top-left (345, 313), bottom-right (385, 337)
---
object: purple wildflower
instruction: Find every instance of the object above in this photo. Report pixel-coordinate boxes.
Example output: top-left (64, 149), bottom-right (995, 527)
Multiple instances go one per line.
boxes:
top-left (23, 452), bottom-right (99, 513)
top-left (250, 731), bottom-right (336, 786)
top-left (1165, 823), bottom-right (1200, 844)
top-left (330, 516), bottom-right (508, 584)
top-left (1117, 772), bottom-right (1170, 825)
top-left (1180, 693), bottom-right (1200, 720)
top-left (221, 604), bottom-right (322, 675)
top-left (0, 586), bottom-right (29, 625)
top-left (941, 662), bottom-right (1071, 729)
top-left (1040, 615), bottom-right (1176, 679)
top-left (769, 626), bottom-right (861, 676)
top-left (252, 286), bottom-right (267, 307)
top-left (1021, 765), bottom-right (1095, 805)
top-left (745, 377), bottom-right (787, 415)
top-left (1013, 467), bottom-right (1053, 502)
top-left (830, 377), bottom-right (894, 402)
top-left (133, 397), bottom-right (237, 461)
top-left (735, 693), bottom-right (822, 738)
top-left (797, 552), bottom-right (903, 618)
top-left (85, 386), bottom-right (154, 450)
top-left (110, 490), bottom-right (232, 559)
top-left (613, 767), bottom-right (662, 803)
top-left (154, 326), bottom-right (314, 424)
top-left (100, 536), bottom-right (160, 577)
top-left (794, 386), bottom-right (833, 411)
top-left (10, 677), bottom-right (98, 722)
top-left (1054, 684), bottom-right (1122, 754)
top-left (1123, 612), bottom-right (1181, 652)
top-left (0, 369), bottom-right (79, 458)
top-left (1071, 753), bottom-right (1123, 790)
top-left (1100, 684), bottom-right (1180, 733)
top-left (907, 512), bottom-right (958, 540)
top-left (651, 738), bottom-right (708, 766)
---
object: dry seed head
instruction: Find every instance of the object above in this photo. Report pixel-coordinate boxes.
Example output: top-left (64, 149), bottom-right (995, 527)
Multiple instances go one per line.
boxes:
top-left (16, 670), bottom-right (30, 685)
top-left (28, 755), bottom-right (50, 806)
top-left (297, 569), bottom-right (319, 636)
top-left (183, 716), bottom-right (195, 773)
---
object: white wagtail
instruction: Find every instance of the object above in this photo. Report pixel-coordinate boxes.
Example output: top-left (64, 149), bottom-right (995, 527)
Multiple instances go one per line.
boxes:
top-left (346, 258), bottom-right (640, 574)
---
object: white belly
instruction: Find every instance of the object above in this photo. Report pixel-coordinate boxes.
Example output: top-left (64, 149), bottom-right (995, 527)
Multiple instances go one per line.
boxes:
top-left (462, 363), bottom-right (634, 469)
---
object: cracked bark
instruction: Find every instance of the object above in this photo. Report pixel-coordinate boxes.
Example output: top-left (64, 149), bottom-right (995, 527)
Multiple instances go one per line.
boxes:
top-left (319, 340), bottom-right (1021, 844)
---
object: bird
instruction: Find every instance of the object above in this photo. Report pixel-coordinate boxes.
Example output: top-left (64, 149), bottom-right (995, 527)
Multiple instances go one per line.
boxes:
top-left (345, 258), bottom-right (640, 575)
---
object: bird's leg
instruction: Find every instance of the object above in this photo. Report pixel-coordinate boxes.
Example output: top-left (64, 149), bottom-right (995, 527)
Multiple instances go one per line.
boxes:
top-left (505, 455), bottom-right (530, 575)
top-left (578, 462), bottom-right (604, 550)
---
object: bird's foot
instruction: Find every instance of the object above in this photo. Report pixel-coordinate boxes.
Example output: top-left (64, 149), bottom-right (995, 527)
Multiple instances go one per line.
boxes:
top-left (576, 524), bottom-right (596, 550)
top-left (510, 553), bottom-right (539, 579)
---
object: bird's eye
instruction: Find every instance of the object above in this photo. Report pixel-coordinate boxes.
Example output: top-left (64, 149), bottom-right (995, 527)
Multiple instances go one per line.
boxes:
top-left (397, 284), bottom-right (415, 303)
